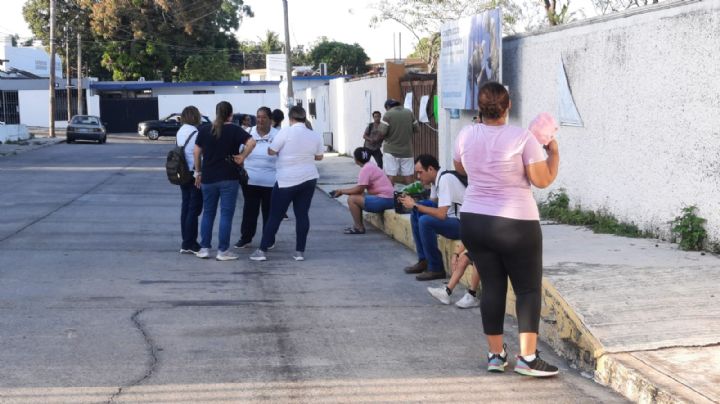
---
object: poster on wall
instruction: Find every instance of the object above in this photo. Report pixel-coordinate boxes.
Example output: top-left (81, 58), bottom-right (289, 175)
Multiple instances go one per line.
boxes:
top-left (439, 8), bottom-right (502, 111)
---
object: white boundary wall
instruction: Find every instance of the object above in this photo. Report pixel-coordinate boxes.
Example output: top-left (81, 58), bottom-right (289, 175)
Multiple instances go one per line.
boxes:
top-left (329, 76), bottom-right (387, 155)
top-left (438, 0), bottom-right (720, 240)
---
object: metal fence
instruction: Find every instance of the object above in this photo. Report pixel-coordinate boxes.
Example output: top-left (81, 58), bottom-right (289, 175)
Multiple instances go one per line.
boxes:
top-left (400, 74), bottom-right (438, 159)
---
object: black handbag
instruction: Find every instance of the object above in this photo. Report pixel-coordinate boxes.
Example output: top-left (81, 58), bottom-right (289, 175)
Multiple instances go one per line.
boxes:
top-left (226, 155), bottom-right (249, 186)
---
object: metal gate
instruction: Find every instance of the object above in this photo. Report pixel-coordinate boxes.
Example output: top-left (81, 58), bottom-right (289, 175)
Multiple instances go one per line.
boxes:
top-left (400, 74), bottom-right (438, 159)
top-left (99, 97), bottom-right (159, 133)
top-left (0, 91), bottom-right (20, 124)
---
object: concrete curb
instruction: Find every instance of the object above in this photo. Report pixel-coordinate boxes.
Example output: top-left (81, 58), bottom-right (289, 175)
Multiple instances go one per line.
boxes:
top-left (317, 191), bottom-right (701, 404)
top-left (0, 137), bottom-right (65, 157)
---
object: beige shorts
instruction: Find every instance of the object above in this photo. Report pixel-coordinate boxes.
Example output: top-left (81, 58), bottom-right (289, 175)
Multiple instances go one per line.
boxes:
top-left (383, 154), bottom-right (414, 176)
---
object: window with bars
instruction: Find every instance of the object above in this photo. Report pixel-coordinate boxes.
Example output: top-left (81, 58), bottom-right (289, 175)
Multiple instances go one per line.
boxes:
top-left (54, 89), bottom-right (81, 121)
top-left (0, 91), bottom-right (20, 124)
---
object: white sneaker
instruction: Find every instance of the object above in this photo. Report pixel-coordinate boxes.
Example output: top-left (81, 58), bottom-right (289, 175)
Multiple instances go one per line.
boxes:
top-left (455, 292), bottom-right (480, 309)
top-left (292, 251), bottom-right (304, 261)
top-left (195, 248), bottom-right (210, 259)
top-left (216, 250), bottom-right (239, 261)
top-left (249, 249), bottom-right (267, 261)
top-left (427, 286), bottom-right (451, 305)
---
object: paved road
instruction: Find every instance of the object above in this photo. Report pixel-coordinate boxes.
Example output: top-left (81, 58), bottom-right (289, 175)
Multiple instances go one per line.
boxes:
top-left (0, 135), bottom-right (626, 403)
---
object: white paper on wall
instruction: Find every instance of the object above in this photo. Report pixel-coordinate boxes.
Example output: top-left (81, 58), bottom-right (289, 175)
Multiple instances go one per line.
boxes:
top-left (558, 57), bottom-right (584, 127)
top-left (418, 95), bottom-right (430, 123)
top-left (404, 92), bottom-right (414, 111)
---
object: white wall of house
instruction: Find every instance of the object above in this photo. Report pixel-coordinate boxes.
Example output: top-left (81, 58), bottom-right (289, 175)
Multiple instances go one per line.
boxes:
top-left (437, 0), bottom-right (720, 240)
top-left (157, 90), bottom-right (280, 119)
top-left (18, 90), bottom-right (68, 128)
top-left (328, 76), bottom-right (387, 155)
top-left (0, 36), bottom-right (63, 78)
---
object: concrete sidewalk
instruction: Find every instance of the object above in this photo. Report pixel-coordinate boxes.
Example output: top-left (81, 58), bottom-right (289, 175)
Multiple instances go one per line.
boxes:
top-left (0, 129), bottom-right (65, 157)
top-left (316, 154), bottom-right (720, 404)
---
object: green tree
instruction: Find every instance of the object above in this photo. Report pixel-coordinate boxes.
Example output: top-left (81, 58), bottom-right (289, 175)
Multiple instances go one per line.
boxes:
top-left (408, 32), bottom-right (441, 72)
top-left (543, 0), bottom-right (572, 26)
top-left (370, 0), bottom-right (524, 45)
top-left (22, 0), bottom-right (109, 79)
top-left (309, 39), bottom-right (369, 75)
top-left (179, 50), bottom-right (240, 81)
top-left (82, 0), bottom-right (253, 81)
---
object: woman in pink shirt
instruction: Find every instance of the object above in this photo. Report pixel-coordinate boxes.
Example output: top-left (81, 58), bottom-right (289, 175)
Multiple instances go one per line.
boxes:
top-left (454, 82), bottom-right (560, 377)
top-left (330, 147), bottom-right (395, 234)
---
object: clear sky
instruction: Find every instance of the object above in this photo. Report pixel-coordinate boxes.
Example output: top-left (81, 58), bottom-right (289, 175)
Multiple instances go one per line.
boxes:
top-left (0, 0), bottom-right (417, 62)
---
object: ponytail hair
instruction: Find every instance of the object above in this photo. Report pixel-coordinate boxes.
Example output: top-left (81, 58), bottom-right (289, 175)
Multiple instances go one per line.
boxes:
top-left (212, 101), bottom-right (233, 138)
top-left (353, 147), bottom-right (372, 165)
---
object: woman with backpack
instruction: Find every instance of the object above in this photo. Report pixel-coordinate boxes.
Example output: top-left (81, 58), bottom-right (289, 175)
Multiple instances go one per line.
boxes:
top-left (193, 101), bottom-right (256, 261)
top-left (176, 106), bottom-right (203, 255)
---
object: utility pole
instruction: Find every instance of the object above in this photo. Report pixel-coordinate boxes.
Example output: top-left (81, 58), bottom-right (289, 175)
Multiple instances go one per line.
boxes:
top-left (77, 32), bottom-right (83, 115)
top-left (65, 28), bottom-right (71, 121)
top-left (282, 0), bottom-right (294, 108)
top-left (49, 0), bottom-right (56, 137)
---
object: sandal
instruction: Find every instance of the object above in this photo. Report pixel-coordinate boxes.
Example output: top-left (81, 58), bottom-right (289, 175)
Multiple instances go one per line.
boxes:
top-left (343, 227), bottom-right (366, 234)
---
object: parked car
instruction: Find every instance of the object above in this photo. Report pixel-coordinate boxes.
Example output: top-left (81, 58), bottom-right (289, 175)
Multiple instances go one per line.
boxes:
top-left (232, 113), bottom-right (256, 130)
top-left (138, 113), bottom-right (210, 140)
top-left (66, 115), bottom-right (107, 144)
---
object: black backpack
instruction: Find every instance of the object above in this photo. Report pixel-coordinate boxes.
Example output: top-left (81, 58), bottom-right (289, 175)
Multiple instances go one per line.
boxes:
top-left (438, 170), bottom-right (468, 187)
top-left (438, 170), bottom-right (468, 217)
top-left (166, 131), bottom-right (197, 185)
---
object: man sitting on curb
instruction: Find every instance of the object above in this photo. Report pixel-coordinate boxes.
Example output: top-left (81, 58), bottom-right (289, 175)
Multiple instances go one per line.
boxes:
top-left (398, 154), bottom-right (467, 281)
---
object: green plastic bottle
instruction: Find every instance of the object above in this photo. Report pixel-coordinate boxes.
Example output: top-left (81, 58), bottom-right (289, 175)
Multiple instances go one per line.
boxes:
top-left (402, 181), bottom-right (425, 195)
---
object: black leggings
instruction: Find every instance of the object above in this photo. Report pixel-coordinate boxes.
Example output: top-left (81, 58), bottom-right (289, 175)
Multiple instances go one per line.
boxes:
top-left (461, 213), bottom-right (543, 335)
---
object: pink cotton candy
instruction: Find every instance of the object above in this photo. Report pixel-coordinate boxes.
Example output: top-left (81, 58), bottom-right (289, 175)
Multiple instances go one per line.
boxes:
top-left (528, 112), bottom-right (558, 146)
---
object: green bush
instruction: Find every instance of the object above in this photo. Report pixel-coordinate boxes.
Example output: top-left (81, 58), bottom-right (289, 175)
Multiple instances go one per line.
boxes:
top-left (670, 206), bottom-right (707, 251)
top-left (538, 190), bottom-right (645, 238)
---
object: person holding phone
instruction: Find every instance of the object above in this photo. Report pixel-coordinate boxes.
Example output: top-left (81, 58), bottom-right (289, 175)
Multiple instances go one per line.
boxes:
top-left (330, 147), bottom-right (395, 234)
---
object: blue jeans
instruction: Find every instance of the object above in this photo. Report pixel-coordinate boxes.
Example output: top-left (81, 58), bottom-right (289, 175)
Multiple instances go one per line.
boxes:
top-left (260, 179), bottom-right (317, 252)
top-left (180, 181), bottom-right (203, 250)
top-left (200, 180), bottom-right (239, 251)
top-left (410, 200), bottom-right (461, 273)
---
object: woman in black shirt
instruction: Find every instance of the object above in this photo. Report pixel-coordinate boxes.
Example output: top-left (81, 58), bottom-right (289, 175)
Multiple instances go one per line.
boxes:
top-left (193, 101), bottom-right (255, 260)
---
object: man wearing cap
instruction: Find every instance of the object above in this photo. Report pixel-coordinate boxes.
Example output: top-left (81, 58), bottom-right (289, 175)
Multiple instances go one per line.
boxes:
top-left (378, 99), bottom-right (419, 185)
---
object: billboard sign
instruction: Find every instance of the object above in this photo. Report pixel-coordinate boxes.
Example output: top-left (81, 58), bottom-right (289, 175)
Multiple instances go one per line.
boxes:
top-left (439, 8), bottom-right (502, 110)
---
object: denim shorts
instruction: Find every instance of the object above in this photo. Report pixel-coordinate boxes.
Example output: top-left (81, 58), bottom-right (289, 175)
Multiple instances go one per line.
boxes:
top-left (364, 195), bottom-right (395, 213)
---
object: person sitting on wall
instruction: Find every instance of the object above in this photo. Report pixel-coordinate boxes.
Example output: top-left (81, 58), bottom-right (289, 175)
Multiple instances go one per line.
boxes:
top-left (427, 242), bottom-right (481, 308)
top-left (330, 147), bottom-right (395, 234)
top-left (398, 154), bottom-right (467, 281)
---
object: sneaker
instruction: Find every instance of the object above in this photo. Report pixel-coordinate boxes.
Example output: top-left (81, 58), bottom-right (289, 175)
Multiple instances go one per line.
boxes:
top-left (488, 346), bottom-right (508, 373)
top-left (427, 286), bottom-right (451, 305)
top-left (249, 249), bottom-right (267, 261)
top-left (179, 247), bottom-right (198, 254)
top-left (455, 292), bottom-right (481, 309)
top-left (233, 240), bottom-right (251, 249)
top-left (195, 248), bottom-right (210, 259)
top-left (292, 251), bottom-right (304, 261)
top-left (216, 250), bottom-right (239, 261)
top-left (268, 243), bottom-right (276, 250)
top-left (514, 351), bottom-right (559, 377)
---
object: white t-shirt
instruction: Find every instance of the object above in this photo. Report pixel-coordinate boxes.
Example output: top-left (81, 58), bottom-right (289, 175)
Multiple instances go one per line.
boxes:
top-left (429, 170), bottom-right (466, 220)
top-left (176, 124), bottom-right (199, 171)
top-left (243, 126), bottom-right (279, 187)
top-left (270, 122), bottom-right (325, 188)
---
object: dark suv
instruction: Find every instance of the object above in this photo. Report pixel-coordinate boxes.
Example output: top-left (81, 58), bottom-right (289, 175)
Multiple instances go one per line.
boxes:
top-left (138, 113), bottom-right (210, 140)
